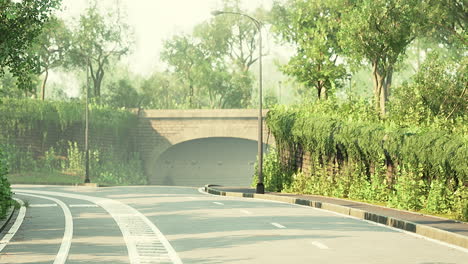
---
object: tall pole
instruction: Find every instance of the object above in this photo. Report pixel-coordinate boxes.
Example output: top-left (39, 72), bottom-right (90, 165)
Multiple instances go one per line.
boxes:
top-left (257, 23), bottom-right (264, 194)
top-left (84, 63), bottom-right (90, 183)
top-left (212, 11), bottom-right (264, 193)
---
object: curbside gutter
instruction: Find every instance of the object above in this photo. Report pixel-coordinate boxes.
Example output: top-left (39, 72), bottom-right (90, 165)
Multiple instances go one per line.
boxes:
top-left (0, 204), bottom-right (16, 234)
top-left (204, 184), bottom-right (468, 249)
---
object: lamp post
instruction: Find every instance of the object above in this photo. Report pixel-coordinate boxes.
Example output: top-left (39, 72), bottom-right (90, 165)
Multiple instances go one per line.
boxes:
top-left (211, 10), bottom-right (264, 194)
top-left (84, 62), bottom-right (90, 184)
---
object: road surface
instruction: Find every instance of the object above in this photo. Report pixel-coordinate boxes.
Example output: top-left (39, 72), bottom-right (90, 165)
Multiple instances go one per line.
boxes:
top-left (0, 185), bottom-right (466, 263)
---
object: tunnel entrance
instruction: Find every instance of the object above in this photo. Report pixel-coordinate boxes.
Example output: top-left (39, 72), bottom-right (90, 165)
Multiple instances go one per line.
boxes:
top-left (152, 137), bottom-right (266, 187)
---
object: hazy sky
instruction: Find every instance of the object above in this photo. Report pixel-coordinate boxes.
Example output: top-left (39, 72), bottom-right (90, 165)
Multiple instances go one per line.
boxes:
top-left (58, 0), bottom-right (274, 76)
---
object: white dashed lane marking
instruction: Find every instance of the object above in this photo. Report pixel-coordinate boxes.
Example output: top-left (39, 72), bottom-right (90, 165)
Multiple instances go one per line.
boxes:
top-left (213, 202), bottom-right (224, 205)
top-left (69, 204), bottom-right (99, 208)
top-left (271, 223), bottom-right (286, 229)
top-left (29, 204), bottom-right (58, 207)
top-left (240, 209), bottom-right (252, 215)
top-left (310, 241), bottom-right (329, 249)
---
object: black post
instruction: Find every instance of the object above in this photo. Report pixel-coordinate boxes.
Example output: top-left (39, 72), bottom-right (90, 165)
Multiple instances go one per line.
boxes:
top-left (84, 64), bottom-right (90, 183)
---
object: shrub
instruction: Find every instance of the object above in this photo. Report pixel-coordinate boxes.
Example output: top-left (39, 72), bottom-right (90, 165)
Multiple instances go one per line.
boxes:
top-left (0, 147), bottom-right (12, 219)
top-left (265, 101), bottom-right (467, 220)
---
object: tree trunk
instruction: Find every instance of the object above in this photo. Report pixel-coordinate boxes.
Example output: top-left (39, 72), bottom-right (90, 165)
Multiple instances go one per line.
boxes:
top-left (317, 81), bottom-right (321, 100)
top-left (322, 85), bottom-right (328, 100)
top-left (380, 80), bottom-right (387, 116)
top-left (372, 61), bottom-right (387, 116)
top-left (385, 66), bottom-right (393, 99)
top-left (372, 61), bottom-right (380, 113)
top-left (41, 69), bottom-right (49, 101)
top-left (189, 84), bottom-right (194, 108)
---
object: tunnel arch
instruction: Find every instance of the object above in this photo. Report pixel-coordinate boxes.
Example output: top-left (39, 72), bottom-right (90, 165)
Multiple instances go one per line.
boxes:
top-left (149, 137), bottom-right (267, 186)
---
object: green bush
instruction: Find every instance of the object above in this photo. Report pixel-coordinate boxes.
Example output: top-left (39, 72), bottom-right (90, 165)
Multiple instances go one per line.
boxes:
top-left (252, 149), bottom-right (293, 192)
top-left (0, 147), bottom-right (12, 219)
top-left (265, 101), bottom-right (467, 220)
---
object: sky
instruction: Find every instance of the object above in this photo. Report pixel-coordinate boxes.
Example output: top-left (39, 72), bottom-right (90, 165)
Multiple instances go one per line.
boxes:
top-left (58, 0), bottom-right (275, 76)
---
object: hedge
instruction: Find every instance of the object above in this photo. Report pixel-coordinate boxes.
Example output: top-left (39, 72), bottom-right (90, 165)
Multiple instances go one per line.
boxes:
top-left (264, 104), bottom-right (467, 221)
top-left (0, 147), bottom-right (12, 219)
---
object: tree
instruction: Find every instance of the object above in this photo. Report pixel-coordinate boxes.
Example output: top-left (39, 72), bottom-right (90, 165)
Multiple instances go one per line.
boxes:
top-left (270, 0), bottom-right (347, 100)
top-left (140, 72), bottom-right (187, 109)
top-left (422, 0), bottom-right (467, 49)
top-left (389, 52), bottom-right (467, 125)
top-left (338, 0), bottom-right (421, 115)
top-left (194, 0), bottom-right (262, 74)
top-left (161, 34), bottom-right (205, 108)
top-left (161, 0), bottom-right (262, 109)
top-left (103, 79), bottom-right (141, 108)
top-left (67, 1), bottom-right (131, 98)
top-left (29, 17), bottom-right (70, 101)
top-left (0, 0), bottom-right (61, 91)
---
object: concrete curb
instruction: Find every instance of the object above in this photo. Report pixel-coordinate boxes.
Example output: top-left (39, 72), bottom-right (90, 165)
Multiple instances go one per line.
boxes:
top-left (204, 185), bottom-right (468, 249)
top-left (0, 203), bottom-right (16, 234)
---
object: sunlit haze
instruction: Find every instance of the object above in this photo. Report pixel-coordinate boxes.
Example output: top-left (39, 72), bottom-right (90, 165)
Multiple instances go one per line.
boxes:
top-left (58, 0), bottom-right (274, 76)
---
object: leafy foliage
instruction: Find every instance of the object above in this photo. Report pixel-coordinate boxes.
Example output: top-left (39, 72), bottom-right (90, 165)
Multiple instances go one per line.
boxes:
top-left (139, 72), bottom-right (187, 109)
top-left (104, 79), bottom-right (142, 108)
top-left (262, 101), bottom-right (467, 220)
top-left (67, 0), bottom-right (131, 98)
top-left (338, 0), bottom-right (421, 115)
top-left (270, 0), bottom-right (347, 100)
top-left (0, 146), bottom-right (12, 219)
top-left (29, 16), bottom-right (71, 100)
top-left (161, 0), bottom-right (260, 109)
top-left (0, 0), bottom-right (61, 90)
top-left (389, 52), bottom-right (467, 126)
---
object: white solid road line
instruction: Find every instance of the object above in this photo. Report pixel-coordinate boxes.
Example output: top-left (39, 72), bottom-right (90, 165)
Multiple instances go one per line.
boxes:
top-left (310, 241), bottom-right (329, 250)
top-left (213, 202), bottom-right (224, 205)
top-left (271, 222), bottom-right (286, 229)
top-left (29, 204), bottom-right (58, 207)
top-left (17, 192), bottom-right (73, 264)
top-left (0, 198), bottom-right (26, 252)
top-left (69, 204), bottom-right (99, 208)
top-left (16, 189), bottom-right (183, 264)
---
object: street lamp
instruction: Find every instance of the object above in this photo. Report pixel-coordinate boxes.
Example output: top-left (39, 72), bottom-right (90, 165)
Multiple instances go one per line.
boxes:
top-left (84, 62), bottom-right (90, 184)
top-left (211, 10), bottom-right (264, 194)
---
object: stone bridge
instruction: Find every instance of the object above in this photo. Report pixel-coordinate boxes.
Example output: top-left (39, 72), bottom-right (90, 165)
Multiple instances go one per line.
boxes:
top-left (135, 109), bottom-right (273, 186)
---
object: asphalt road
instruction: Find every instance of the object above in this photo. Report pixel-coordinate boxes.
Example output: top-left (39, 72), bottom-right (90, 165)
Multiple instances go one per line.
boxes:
top-left (1, 185), bottom-right (466, 264)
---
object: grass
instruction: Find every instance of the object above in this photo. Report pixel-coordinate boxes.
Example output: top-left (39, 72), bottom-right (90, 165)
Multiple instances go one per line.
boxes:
top-left (7, 170), bottom-right (83, 185)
